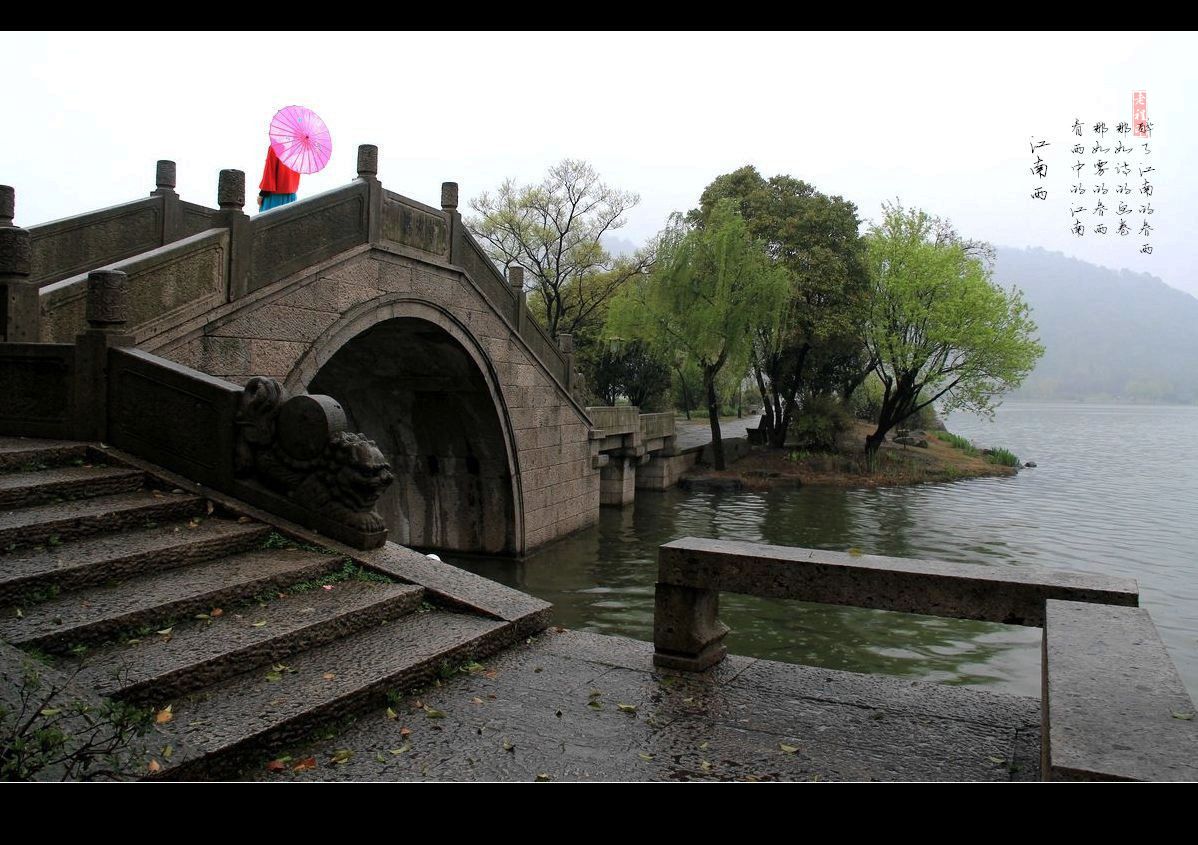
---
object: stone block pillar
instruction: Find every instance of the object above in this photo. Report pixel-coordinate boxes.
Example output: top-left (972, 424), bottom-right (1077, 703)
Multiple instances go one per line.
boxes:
top-left (599, 455), bottom-right (636, 506)
top-left (442, 181), bottom-right (459, 264)
top-left (358, 144), bottom-right (383, 244)
top-left (74, 270), bottom-right (134, 442)
top-left (0, 186), bottom-right (36, 342)
top-left (152, 160), bottom-right (182, 243)
top-left (653, 582), bottom-right (729, 671)
top-left (217, 169), bottom-right (252, 301)
top-left (507, 265), bottom-right (526, 334)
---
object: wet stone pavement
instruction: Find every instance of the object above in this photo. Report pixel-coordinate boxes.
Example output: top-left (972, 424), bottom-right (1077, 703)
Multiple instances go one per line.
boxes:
top-left (245, 628), bottom-right (1041, 782)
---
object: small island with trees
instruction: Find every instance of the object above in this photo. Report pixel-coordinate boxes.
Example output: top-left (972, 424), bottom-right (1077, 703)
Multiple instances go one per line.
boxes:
top-left (470, 162), bottom-right (1044, 492)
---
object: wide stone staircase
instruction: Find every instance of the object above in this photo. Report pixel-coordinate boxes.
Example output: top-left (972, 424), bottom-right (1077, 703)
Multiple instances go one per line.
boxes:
top-left (0, 436), bottom-right (538, 780)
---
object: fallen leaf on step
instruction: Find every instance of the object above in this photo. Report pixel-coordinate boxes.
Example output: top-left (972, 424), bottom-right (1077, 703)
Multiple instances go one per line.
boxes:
top-left (535, 773), bottom-right (552, 782)
top-left (251, 620), bottom-right (267, 627)
top-left (156, 628), bottom-right (173, 636)
top-left (322, 673), bottom-right (336, 681)
top-left (617, 703), bottom-right (637, 714)
top-left (400, 727), bottom-right (412, 738)
top-left (1173, 711), bottom-right (1194, 720)
top-left (292, 757), bottom-right (317, 772)
top-left (237, 516), bottom-right (254, 524)
top-left (385, 707), bottom-right (397, 720)
top-left (322, 585), bottom-right (334, 591)
top-left (205, 500), bottom-right (215, 515)
top-left (780, 744), bottom-right (798, 754)
top-left (330, 749), bottom-right (353, 765)
top-left (155, 705), bottom-right (173, 724)
top-left (147, 759), bottom-right (161, 773)
top-left (265, 759), bottom-right (286, 772)
top-left (210, 608), bottom-right (223, 618)
top-left (423, 706), bottom-right (445, 719)
top-left (471, 697), bottom-right (484, 704)
top-left (389, 744), bottom-right (411, 756)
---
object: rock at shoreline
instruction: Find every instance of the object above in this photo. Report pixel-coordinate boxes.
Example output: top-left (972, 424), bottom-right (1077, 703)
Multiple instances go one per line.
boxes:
top-left (1024, 461), bottom-right (1037, 468)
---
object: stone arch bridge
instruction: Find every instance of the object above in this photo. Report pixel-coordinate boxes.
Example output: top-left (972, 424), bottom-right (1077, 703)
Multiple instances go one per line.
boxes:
top-left (0, 148), bottom-right (693, 555)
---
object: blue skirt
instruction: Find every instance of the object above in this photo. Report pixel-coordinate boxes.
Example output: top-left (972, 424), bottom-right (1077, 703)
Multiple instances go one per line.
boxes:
top-left (261, 192), bottom-right (297, 211)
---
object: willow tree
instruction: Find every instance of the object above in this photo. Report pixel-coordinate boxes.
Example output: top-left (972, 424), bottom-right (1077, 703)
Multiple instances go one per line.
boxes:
top-left (862, 204), bottom-right (1044, 460)
top-left (689, 167), bottom-right (867, 447)
top-left (608, 201), bottom-right (787, 469)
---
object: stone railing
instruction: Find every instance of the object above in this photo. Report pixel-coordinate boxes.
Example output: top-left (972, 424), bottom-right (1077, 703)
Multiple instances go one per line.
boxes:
top-left (639, 412), bottom-right (675, 442)
top-left (652, 537), bottom-right (1139, 672)
top-left (0, 269), bottom-right (393, 549)
top-left (3, 147), bottom-right (577, 401)
top-left (586, 406), bottom-right (641, 435)
top-left (650, 539), bottom-right (1198, 781)
top-left (39, 229), bottom-right (229, 344)
top-left (27, 160), bottom-right (219, 288)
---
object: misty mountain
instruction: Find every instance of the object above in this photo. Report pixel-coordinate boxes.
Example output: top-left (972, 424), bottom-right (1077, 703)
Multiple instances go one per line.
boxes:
top-left (601, 235), bottom-right (639, 258)
top-left (994, 247), bottom-right (1198, 404)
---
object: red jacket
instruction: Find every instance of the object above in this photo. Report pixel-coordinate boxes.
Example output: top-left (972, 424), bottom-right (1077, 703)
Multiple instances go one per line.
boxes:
top-left (259, 146), bottom-right (300, 194)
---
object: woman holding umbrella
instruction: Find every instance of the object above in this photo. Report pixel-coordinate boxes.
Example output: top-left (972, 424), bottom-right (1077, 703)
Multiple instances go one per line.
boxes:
top-left (256, 105), bottom-right (332, 212)
top-left (257, 145), bottom-right (301, 210)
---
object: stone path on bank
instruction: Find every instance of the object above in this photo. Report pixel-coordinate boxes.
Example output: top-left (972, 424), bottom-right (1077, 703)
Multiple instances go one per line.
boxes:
top-left (673, 415), bottom-right (763, 452)
top-left (246, 628), bottom-right (1040, 782)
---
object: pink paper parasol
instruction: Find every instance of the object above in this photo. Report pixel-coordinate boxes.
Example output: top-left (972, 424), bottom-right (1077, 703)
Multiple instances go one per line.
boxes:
top-left (269, 105), bottom-right (332, 174)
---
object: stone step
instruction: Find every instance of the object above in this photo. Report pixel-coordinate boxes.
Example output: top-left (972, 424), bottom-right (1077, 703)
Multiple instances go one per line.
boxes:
top-left (0, 549), bottom-right (341, 651)
top-left (0, 437), bottom-right (90, 474)
top-left (151, 610), bottom-right (508, 779)
top-left (0, 491), bottom-right (205, 551)
top-left (0, 518), bottom-right (271, 605)
top-left (75, 580), bottom-right (425, 704)
top-left (0, 465), bottom-right (145, 509)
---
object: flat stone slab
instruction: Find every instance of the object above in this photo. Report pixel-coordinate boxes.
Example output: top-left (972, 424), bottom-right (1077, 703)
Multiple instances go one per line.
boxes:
top-left (659, 537), bottom-right (1139, 626)
top-left (247, 630), bottom-right (1040, 782)
top-left (1044, 599), bottom-right (1198, 781)
top-left (0, 549), bottom-right (338, 650)
top-left (361, 543), bottom-right (551, 629)
top-left (0, 517), bottom-right (269, 604)
top-left (73, 580), bottom-right (424, 702)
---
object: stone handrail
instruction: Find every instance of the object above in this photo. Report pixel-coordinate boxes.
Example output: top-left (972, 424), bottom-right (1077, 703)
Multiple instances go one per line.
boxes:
top-left (38, 228), bottom-right (229, 344)
top-left (587, 406), bottom-right (641, 434)
top-left (652, 537), bottom-right (1139, 671)
top-left (639, 412), bottom-right (675, 441)
top-left (27, 161), bottom-right (219, 288)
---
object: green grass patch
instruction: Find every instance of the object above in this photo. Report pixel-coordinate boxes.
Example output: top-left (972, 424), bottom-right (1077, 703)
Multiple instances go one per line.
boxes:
top-left (934, 431), bottom-right (979, 456)
top-left (984, 447), bottom-right (1021, 467)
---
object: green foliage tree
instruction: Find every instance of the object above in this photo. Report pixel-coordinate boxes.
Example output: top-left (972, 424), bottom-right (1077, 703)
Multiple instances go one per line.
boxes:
top-left (608, 201), bottom-right (787, 469)
top-left (585, 339), bottom-right (672, 410)
top-left (467, 160), bottom-right (651, 341)
top-left (690, 166), bottom-right (868, 447)
top-left (861, 203), bottom-right (1044, 460)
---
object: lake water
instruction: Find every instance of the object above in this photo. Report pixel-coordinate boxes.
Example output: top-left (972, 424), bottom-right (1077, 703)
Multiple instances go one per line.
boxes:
top-left (454, 403), bottom-right (1198, 699)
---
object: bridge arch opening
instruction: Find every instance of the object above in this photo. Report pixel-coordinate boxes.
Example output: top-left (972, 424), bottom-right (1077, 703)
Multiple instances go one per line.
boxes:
top-left (306, 314), bottom-right (519, 555)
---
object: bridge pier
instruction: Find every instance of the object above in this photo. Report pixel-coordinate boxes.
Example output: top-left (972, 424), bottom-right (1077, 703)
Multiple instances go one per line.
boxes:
top-left (599, 455), bottom-right (637, 506)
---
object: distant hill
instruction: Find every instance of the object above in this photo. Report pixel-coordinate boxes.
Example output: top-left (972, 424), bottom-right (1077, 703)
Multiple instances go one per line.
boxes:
top-left (994, 247), bottom-right (1198, 404)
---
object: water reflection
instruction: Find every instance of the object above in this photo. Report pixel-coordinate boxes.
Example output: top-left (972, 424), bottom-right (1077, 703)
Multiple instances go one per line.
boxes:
top-left (455, 403), bottom-right (1198, 699)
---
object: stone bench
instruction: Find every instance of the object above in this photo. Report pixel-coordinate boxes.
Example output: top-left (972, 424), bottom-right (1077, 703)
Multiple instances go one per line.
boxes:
top-left (652, 537), bottom-right (1139, 671)
top-left (1042, 600), bottom-right (1198, 781)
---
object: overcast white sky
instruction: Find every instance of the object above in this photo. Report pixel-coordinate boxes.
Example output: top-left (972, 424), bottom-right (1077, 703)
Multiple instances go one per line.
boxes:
top-left (3, 31), bottom-right (1195, 296)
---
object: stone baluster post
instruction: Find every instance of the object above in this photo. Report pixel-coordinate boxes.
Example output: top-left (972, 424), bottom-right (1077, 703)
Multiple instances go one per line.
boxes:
top-left (357, 144), bottom-right (383, 244)
top-left (507, 265), bottom-right (526, 334)
top-left (442, 181), bottom-right (459, 264)
top-left (74, 270), bottom-right (134, 442)
top-left (217, 169), bottom-right (252, 301)
top-left (0, 186), bottom-right (37, 342)
top-left (152, 159), bottom-right (182, 244)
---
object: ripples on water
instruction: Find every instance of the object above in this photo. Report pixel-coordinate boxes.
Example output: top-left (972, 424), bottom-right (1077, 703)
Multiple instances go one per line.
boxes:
top-left (456, 403), bottom-right (1198, 698)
